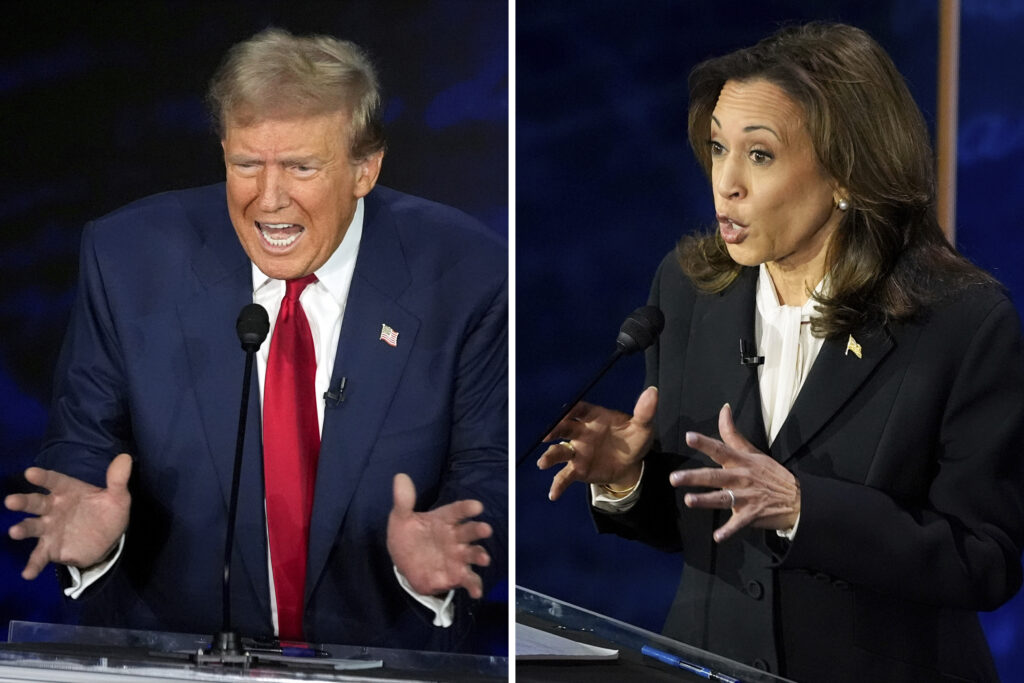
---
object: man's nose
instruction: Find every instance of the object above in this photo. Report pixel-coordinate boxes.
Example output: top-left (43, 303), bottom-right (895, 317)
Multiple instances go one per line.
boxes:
top-left (257, 167), bottom-right (291, 212)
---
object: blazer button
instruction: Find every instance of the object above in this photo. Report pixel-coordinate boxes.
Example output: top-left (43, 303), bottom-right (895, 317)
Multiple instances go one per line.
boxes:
top-left (751, 658), bottom-right (770, 671)
top-left (745, 580), bottom-right (764, 600)
top-left (833, 579), bottom-right (850, 590)
top-left (814, 572), bottom-right (831, 583)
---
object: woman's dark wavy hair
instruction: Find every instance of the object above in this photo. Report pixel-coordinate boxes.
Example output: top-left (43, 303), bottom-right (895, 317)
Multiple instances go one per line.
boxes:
top-left (679, 22), bottom-right (994, 338)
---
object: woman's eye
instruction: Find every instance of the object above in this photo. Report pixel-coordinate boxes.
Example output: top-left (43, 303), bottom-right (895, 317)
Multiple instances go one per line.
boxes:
top-left (708, 140), bottom-right (725, 156)
top-left (750, 149), bottom-right (773, 164)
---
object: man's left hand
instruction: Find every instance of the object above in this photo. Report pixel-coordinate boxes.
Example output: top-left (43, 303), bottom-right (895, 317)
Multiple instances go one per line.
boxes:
top-left (386, 473), bottom-right (492, 599)
top-left (669, 404), bottom-right (800, 542)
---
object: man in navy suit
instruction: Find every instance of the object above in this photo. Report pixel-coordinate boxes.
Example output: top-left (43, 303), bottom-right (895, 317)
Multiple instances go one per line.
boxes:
top-left (4, 28), bottom-right (506, 652)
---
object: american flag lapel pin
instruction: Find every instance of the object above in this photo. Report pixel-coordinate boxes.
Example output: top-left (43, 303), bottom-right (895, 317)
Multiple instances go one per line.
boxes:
top-left (845, 334), bottom-right (862, 359)
top-left (379, 323), bottom-right (399, 347)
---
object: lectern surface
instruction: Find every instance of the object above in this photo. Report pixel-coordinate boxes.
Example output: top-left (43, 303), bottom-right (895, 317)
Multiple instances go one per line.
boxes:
top-left (2, 621), bottom-right (507, 683)
top-left (515, 586), bottom-right (795, 683)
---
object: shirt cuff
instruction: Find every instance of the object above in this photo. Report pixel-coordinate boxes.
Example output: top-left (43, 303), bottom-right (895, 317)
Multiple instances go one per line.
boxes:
top-left (394, 567), bottom-right (455, 628)
top-left (775, 512), bottom-right (801, 541)
top-left (64, 534), bottom-right (125, 599)
top-left (590, 462), bottom-right (645, 513)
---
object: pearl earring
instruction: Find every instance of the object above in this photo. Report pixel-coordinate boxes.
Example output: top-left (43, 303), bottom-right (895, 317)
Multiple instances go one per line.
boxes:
top-left (837, 198), bottom-right (850, 211)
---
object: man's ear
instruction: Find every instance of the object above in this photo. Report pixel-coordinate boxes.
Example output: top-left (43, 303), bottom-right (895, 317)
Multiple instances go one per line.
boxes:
top-left (354, 151), bottom-right (384, 198)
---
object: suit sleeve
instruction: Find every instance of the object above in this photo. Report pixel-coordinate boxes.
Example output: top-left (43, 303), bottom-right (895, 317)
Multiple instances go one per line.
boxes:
top-left (777, 294), bottom-right (1024, 610)
top-left (434, 268), bottom-right (508, 596)
top-left (34, 222), bottom-right (136, 596)
top-left (38, 221), bottom-right (133, 486)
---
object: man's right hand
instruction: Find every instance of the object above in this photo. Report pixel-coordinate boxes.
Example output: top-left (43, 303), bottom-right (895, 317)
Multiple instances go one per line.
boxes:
top-left (537, 386), bottom-right (658, 501)
top-left (5, 453), bottom-right (132, 580)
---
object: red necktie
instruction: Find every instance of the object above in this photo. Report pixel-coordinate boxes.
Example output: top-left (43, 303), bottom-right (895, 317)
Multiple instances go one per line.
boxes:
top-left (263, 274), bottom-right (320, 641)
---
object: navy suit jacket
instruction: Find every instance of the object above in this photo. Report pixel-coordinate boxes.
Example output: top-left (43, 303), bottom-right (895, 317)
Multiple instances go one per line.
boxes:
top-left (596, 253), bottom-right (1024, 681)
top-left (39, 183), bottom-right (507, 651)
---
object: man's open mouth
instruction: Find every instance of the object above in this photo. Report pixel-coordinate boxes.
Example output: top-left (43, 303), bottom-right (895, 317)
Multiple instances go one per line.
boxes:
top-left (256, 221), bottom-right (305, 248)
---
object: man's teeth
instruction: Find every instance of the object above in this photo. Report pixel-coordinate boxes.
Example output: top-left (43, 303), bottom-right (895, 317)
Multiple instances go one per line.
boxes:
top-left (258, 222), bottom-right (302, 247)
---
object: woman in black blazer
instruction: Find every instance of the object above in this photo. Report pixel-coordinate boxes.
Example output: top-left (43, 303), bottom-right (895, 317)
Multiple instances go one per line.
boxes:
top-left (539, 23), bottom-right (1024, 682)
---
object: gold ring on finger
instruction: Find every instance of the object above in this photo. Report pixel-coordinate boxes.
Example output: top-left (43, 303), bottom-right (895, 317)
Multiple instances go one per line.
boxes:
top-left (560, 440), bottom-right (576, 458)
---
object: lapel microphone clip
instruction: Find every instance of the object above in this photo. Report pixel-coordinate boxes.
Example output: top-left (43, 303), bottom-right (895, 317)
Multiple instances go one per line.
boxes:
top-left (739, 339), bottom-right (765, 367)
top-left (324, 377), bottom-right (347, 406)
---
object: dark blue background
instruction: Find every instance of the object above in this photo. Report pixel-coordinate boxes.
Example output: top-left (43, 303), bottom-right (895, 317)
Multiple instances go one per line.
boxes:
top-left (516, 1), bottom-right (1024, 678)
top-left (0, 0), bottom-right (507, 654)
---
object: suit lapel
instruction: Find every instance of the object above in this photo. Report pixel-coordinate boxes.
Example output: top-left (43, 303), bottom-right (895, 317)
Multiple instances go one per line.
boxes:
top-left (176, 193), bottom-right (270, 617)
top-left (306, 193), bottom-right (420, 597)
top-left (682, 268), bottom-right (769, 452)
top-left (683, 267), bottom-right (896, 465)
top-left (770, 321), bottom-right (894, 465)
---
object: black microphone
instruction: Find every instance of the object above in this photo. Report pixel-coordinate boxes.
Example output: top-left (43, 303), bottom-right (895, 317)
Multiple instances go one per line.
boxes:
top-left (517, 305), bottom-right (665, 466)
top-left (739, 339), bottom-right (764, 366)
top-left (324, 377), bottom-right (347, 406)
top-left (237, 303), bottom-right (270, 353)
top-left (616, 305), bottom-right (665, 354)
top-left (210, 303), bottom-right (269, 659)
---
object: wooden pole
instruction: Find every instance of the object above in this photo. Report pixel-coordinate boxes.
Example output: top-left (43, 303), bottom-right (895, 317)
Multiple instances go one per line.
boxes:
top-left (937, 0), bottom-right (960, 242)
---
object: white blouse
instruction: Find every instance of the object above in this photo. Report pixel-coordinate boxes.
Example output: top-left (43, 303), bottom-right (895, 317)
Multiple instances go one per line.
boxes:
top-left (755, 264), bottom-right (827, 445)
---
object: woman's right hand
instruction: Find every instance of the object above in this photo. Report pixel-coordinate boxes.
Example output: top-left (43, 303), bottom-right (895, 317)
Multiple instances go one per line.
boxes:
top-left (537, 386), bottom-right (658, 501)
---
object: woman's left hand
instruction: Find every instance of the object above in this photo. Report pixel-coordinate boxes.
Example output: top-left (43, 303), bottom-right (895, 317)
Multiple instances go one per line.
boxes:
top-left (670, 403), bottom-right (800, 543)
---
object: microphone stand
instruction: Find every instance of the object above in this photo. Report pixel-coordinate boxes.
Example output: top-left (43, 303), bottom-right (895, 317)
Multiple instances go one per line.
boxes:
top-left (208, 345), bottom-right (256, 658)
top-left (199, 304), bottom-right (267, 664)
top-left (517, 304), bottom-right (665, 466)
top-left (517, 348), bottom-right (623, 466)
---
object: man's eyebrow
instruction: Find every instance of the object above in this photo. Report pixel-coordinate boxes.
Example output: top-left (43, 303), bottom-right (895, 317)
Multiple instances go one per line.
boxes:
top-left (280, 155), bottom-right (323, 165)
top-left (225, 153), bottom-right (261, 163)
top-left (710, 115), bottom-right (782, 141)
top-left (224, 153), bottom-right (323, 164)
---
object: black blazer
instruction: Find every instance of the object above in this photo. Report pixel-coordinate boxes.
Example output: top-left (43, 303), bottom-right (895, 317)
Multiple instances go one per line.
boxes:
top-left (596, 253), bottom-right (1024, 682)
